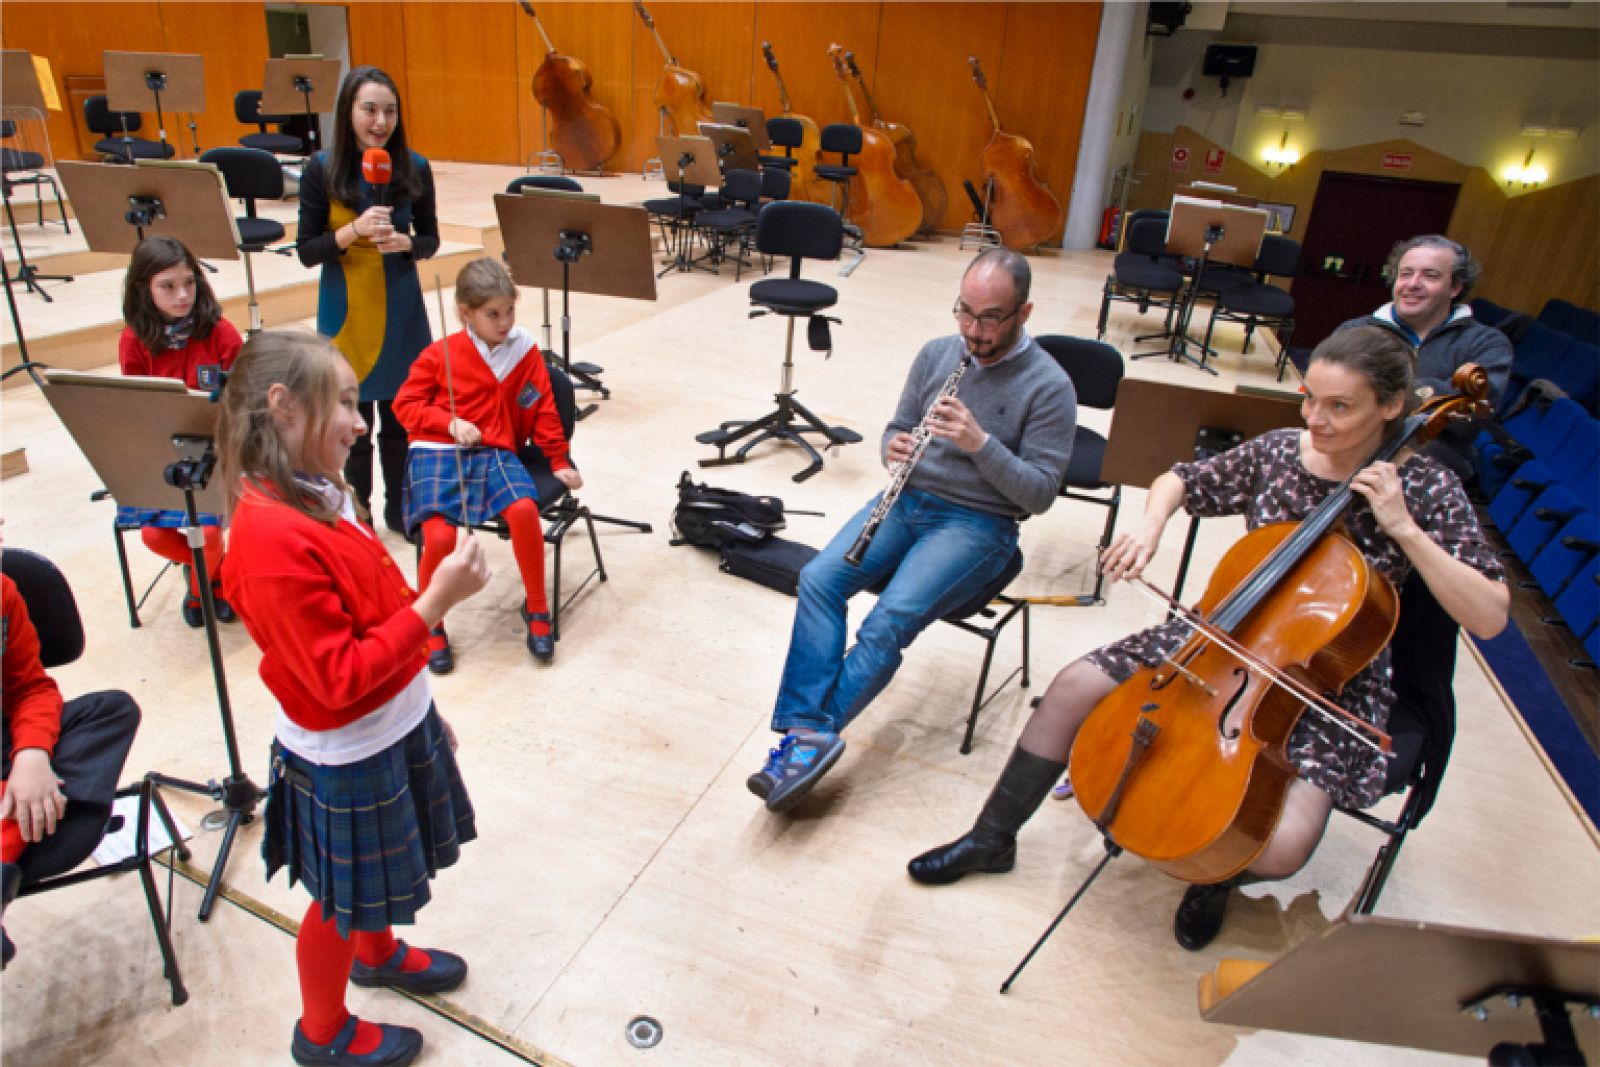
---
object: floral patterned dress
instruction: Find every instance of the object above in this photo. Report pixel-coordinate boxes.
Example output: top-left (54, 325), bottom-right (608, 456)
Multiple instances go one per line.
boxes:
top-left (1084, 429), bottom-right (1503, 809)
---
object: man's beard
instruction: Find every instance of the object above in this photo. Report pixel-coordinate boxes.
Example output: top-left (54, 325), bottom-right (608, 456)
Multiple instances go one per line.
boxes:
top-left (964, 322), bottom-right (1021, 360)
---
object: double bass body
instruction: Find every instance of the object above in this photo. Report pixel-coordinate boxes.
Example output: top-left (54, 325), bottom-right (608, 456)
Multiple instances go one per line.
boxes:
top-left (532, 53), bottom-right (620, 172)
top-left (1068, 523), bottom-right (1398, 884)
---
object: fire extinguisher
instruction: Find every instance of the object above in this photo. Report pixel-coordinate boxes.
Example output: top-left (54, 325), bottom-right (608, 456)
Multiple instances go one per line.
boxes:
top-left (1097, 206), bottom-right (1121, 250)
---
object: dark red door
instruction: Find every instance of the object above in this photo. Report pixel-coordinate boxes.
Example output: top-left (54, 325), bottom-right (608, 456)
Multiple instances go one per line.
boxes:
top-left (1289, 172), bottom-right (1461, 349)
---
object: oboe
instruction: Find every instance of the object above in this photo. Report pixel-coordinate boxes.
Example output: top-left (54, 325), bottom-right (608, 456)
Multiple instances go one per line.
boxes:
top-left (845, 354), bottom-right (973, 566)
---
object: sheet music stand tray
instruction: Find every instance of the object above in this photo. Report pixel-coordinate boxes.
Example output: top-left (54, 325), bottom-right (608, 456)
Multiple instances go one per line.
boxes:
top-left (42, 370), bottom-right (261, 923)
top-left (103, 50), bottom-right (205, 157)
top-left (0, 49), bottom-right (72, 300)
top-left (654, 135), bottom-right (721, 276)
top-left (56, 159), bottom-right (240, 260)
top-left (1200, 911), bottom-right (1600, 1063)
top-left (699, 122), bottom-right (763, 175)
top-left (495, 191), bottom-right (656, 412)
top-left (710, 103), bottom-right (769, 150)
top-left (1137, 197), bottom-right (1268, 375)
top-left (262, 56), bottom-right (341, 156)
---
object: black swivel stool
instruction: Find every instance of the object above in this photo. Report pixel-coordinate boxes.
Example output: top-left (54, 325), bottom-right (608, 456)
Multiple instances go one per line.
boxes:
top-left (234, 90), bottom-right (304, 156)
top-left (83, 95), bottom-right (173, 163)
top-left (760, 116), bottom-right (803, 172)
top-left (200, 147), bottom-right (287, 333)
top-left (697, 201), bottom-right (861, 483)
top-left (1, 120), bottom-right (68, 233)
top-left (814, 124), bottom-right (863, 248)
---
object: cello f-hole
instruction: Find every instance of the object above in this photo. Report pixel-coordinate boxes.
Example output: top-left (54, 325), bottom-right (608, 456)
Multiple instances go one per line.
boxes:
top-left (1217, 668), bottom-right (1249, 740)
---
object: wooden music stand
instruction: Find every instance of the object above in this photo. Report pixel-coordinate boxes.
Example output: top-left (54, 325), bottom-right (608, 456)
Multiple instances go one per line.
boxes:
top-left (698, 122), bottom-right (762, 174)
top-left (261, 56), bottom-right (342, 155)
top-left (494, 192), bottom-right (656, 408)
top-left (654, 135), bottom-right (721, 276)
top-left (103, 50), bottom-right (205, 156)
top-left (1103, 378), bottom-right (1301, 601)
top-left (710, 103), bottom-right (769, 150)
top-left (1200, 912), bottom-right (1600, 1063)
top-left (1140, 196), bottom-right (1269, 375)
top-left (56, 159), bottom-right (240, 260)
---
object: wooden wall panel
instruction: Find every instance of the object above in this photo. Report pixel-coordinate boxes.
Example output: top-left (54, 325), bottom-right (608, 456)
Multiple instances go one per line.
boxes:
top-left (1, 2), bottom-right (167, 162)
top-left (156, 1), bottom-right (272, 155)
top-left (1483, 174), bottom-right (1600, 312)
top-left (515, 2), bottom-right (638, 170)
top-left (346, 3), bottom-right (411, 121)
top-left (749, 3), bottom-right (883, 131)
top-left (628, 2), bottom-right (757, 173)
top-left (399, 3), bottom-right (520, 165)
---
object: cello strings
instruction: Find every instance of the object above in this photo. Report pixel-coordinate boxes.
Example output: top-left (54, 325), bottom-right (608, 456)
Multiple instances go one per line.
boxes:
top-left (1132, 579), bottom-right (1391, 754)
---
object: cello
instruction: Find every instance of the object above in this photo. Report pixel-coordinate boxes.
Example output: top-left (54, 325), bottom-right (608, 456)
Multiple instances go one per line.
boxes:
top-left (967, 56), bottom-right (1064, 251)
top-left (761, 41), bottom-right (825, 205)
top-left (519, 2), bottom-right (620, 172)
top-left (1068, 365), bottom-right (1492, 885)
top-left (634, 1), bottom-right (712, 136)
top-left (845, 50), bottom-right (947, 233)
top-left (825, 44), bottom-right (922, 249)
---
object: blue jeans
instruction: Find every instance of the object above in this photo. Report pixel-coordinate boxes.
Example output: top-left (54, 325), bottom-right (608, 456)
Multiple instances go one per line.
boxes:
top-left (771, 487), bottom-right (1018, 735)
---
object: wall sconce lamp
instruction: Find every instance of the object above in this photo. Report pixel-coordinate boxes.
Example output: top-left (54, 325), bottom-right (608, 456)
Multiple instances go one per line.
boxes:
top-left (1503, 147), bottom-right (1548, 188)
top-left (1263, 129), bottom-right (1300, 169)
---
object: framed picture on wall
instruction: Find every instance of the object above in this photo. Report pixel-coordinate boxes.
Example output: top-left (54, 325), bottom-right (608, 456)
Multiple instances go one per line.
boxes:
top-left (1259, 201), bottom-right (1296, 235)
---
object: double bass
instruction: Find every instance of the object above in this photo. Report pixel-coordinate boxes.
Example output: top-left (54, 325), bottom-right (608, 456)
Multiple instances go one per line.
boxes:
top-left (826, 44), bottom-right (921, 249)
top-left (761, 41), bottom-right (824, 205)
top-left (1068, 366), bottom-right (1492, 885)
top-left (520, 2), bottom-right (620, 172)
top-left (634, 1), bottom-right (712, 136)
top-left (967, 56), bottom-right (1064, 251)
top-left (845, 51), bottom-right (947, 233)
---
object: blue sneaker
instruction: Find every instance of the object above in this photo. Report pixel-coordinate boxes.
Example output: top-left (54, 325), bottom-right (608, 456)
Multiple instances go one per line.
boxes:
top-left (763, 731), bottom-right (846, 813)
top-left (746, 737), bottom-right (789, 800)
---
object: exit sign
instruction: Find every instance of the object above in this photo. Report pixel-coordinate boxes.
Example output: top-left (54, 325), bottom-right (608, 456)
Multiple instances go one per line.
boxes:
top-left (1381, 153), bottom-right (1414, 171)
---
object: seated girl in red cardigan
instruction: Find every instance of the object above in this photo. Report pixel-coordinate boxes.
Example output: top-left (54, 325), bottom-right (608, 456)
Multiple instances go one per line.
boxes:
top-left (118, 236), bottom-right (243, 626)
top-left (393, 257), bottom-right (580, 669)
top-left (218, 330), bottom-right (488, 1067)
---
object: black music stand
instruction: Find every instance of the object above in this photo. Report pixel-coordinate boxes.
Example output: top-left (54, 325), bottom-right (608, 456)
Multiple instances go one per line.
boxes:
top-left (0, 50), bottom-right (73, 301)
top-left (495, 189), bottom-right (657, 416)
top-left (653, 134), bottom-right (721, 276)
top-left (42, 371), bottom-right (262, 924)
top-left (104, 50), bottom-right (206, 158)
top-left (262, 57), bottom-right (341, 157)
top-left (711, 103), bottom-right (769, 150)
top-left (1134, 197), bottom-right (1267, 375)
top-left (699, 122), bottom-right (762, 174)
top-left (1200, 911), bottom-right (1600, 1064)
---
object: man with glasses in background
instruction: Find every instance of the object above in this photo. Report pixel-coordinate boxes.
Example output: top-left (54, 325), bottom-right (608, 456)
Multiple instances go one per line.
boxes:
top-left (749, 248), bottom-right (1078, 814)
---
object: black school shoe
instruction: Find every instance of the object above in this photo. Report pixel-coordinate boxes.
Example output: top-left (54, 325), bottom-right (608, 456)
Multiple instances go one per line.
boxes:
top-left (426, 628), bottom-right (453, 675)
top-left (521, 606), bottom-right (555, 662)
top-left (349, 941), bottom-right (467, 995)
top-left (1173, 881), bottom-right (1232, 951)
top-left (291, 1016), bottom-right (422, 1067)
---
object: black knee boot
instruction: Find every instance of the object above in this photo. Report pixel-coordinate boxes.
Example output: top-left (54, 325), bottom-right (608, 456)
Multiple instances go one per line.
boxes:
top-left (1174, 872), bottom-right (1266, 951)
top-left (907, 746), bottom-right (1065, 886)
top-left (376, 417), bottom-right (410, 533)
top-left (2, 861), bottom-right (20, 968)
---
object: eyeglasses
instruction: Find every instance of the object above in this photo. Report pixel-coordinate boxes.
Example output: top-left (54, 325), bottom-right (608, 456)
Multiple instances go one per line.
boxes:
top-left (953, 302), bottom-right (1021, 331)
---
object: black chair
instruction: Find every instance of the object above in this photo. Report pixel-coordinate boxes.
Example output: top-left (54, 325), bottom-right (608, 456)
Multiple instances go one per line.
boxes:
top-left (1097, 215), bottom-right (1185, 342)
top-left (694, 168), bottom-right (763, 279)
top-left (83, 96), bottom-right (173, 163)
top-left (1036, 336), bottom-right (1124, 604)
top-left (761, 116), bottom-right (803, 172)
top-left (200, 146), bottom-right (287, 333)
top-left (1, 547), bottom-right (188, 1003)
top-left (1, 120), bottom-right (69, 233)
top-left (1336, 573), bottom-right (1458, 915)
top-left (234, 90), bottom-right (303, 155)
top-left (697, 202), bottom-right (861, 483)
top-left (1202, 234), bottom-right (1301, 379)
top-left (931, 547), bottom-right (1031, 754)
top-left (507, 175), bottom-right (583, 195)
top-left (420, 365), bottom-right (651, 642)
top-left (814, 124), bottom-right (861, 222)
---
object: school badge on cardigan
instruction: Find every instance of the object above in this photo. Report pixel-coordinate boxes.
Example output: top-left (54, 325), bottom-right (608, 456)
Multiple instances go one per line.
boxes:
top-left (518, 383), bottom-right (542, 409)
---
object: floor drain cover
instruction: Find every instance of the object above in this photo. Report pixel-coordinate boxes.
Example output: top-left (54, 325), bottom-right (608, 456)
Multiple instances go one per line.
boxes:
top-left (626, 1015), bottom-right (663, 1049)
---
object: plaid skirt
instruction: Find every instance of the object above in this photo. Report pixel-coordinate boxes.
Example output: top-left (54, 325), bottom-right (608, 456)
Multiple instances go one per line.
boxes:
top-left (261, 706), bottom-right (476, 937)
top-left (115, 506), bottom-right (222, 529)
top-left (402, 446), bottom-right (538, 536)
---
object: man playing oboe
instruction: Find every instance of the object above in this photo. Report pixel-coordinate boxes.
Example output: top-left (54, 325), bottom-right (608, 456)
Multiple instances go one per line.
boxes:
top-left (750, 248), bottom-right (1078, 813)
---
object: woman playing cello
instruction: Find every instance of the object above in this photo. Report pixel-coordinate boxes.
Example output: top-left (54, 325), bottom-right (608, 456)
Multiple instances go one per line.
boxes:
top-left (908, 326), bottom-right (1508, 949)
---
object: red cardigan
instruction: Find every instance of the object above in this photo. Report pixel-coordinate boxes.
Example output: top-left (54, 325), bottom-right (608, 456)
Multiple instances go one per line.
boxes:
top-left (221, 486), bottom-right (431, 732)
top-left (118, 320), bottom-right (243, 390)
top-left (2, 575), bottom-right (62, 759)
top-left (392, 331), bottom-right (572, 469)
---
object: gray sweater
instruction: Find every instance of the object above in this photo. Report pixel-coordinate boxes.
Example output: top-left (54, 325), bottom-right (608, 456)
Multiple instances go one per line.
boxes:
top-left (882, 335), bottom-right (1077, 518)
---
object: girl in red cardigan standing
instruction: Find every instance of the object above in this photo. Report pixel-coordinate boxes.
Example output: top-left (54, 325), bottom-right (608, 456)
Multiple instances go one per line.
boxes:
top-left (393, 257), bottom-right (580, 669)
top-left (118, 236), bottom-right (244, 625)
top-left (218, 331), bottom-right (488, 1067)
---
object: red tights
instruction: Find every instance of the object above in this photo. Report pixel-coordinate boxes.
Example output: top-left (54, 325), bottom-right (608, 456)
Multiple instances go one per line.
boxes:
top-left (416, 501), bottom-right (548, 635)
top-left (295, 901), bottom-right (433, 1050)
top-left (140, 526), bottom-right (224, 597)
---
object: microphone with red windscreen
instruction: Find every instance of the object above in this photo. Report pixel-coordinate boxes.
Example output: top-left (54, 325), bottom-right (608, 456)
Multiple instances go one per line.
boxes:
top-left (361, 147), bottom-right (393, 207)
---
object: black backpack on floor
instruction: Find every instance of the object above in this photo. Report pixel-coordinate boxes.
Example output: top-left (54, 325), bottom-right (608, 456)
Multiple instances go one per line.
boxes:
top-left (669, 471), bottom-right (786, 549)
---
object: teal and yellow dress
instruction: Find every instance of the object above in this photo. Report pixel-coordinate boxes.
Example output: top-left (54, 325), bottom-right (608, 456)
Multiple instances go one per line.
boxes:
top-left (297, 150), bottom-right (439, 403)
